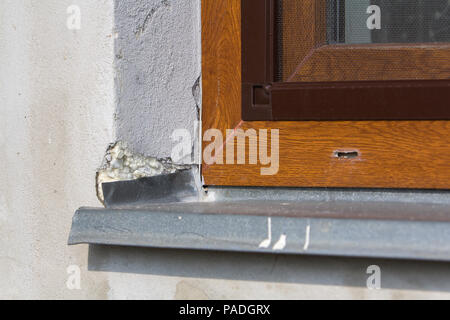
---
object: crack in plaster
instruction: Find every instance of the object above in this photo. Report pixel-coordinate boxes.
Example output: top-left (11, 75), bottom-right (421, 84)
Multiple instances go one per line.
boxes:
top-left (192, 75), bottom-right (201, 121)
top-left (134, 0), bottom-right (170, 36)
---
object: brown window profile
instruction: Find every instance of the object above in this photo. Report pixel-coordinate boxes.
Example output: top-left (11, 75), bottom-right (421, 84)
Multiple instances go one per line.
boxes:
top-left (202, 0), bottom-right (450, 189)
top-left (242, 0), bottom-right (450, 121)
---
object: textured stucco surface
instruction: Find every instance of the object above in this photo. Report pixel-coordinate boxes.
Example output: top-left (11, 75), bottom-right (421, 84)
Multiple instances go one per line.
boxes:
top-left (1, 0), bottom-right (450, 299)
top-left (114, 0), bottom-right (201, 162)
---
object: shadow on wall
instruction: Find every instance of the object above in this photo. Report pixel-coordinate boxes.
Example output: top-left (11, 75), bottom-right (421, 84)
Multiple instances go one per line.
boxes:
top-left (88, 245), bottom-right (450, 292)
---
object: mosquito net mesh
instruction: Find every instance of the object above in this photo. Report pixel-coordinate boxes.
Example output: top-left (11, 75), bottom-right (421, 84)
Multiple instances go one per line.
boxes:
top-left (275, 0), bottom-right (450, 81)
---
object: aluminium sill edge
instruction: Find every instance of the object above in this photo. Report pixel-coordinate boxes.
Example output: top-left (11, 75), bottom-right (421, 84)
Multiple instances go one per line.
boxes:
top-left (68, 182), bottom-right (450, 262)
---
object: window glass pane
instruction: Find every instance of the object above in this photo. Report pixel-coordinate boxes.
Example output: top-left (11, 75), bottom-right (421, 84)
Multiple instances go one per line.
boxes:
top-left (327, 0), bottom-right (450, 44)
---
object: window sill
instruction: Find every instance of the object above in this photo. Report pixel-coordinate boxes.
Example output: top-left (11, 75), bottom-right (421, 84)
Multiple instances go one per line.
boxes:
top-left (69, 184), bottom-right (450, 262)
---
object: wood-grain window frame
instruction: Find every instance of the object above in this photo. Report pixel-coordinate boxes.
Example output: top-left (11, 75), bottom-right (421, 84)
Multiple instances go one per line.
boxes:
top-left (202, 0), bottom-right (450, 189)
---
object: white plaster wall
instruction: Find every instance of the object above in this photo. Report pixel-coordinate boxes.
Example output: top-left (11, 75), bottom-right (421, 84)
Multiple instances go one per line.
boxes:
top-left (0, 0), bottom-right (113, 298)
top-left (1, 0), bottom-right (450, 300)
top-left (114, 0), bottom-right (201, 163)
top-left (92, 246), bottom-right (450, 300)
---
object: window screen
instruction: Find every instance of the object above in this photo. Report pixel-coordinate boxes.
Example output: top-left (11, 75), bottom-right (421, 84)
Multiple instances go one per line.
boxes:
top-left (329, 0), bottom-right (450, 45)
top-left (276, 0), bottom-right (450, 81)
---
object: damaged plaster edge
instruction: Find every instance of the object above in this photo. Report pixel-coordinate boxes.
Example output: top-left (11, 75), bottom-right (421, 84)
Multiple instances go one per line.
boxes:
top-left (99, 1), bottom-right (204, 206)
top-left (96, 141), bottom-right (195, 205)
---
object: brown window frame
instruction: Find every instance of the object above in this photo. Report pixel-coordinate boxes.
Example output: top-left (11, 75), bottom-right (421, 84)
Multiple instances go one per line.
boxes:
top-left (202, 0), bottom-right (450, 189)
top-left (242, 0), bottom-right (450, 121)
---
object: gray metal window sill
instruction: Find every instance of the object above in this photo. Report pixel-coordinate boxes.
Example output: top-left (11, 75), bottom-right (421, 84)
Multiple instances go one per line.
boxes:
top-left (68, 170), bottom-right (450, 261)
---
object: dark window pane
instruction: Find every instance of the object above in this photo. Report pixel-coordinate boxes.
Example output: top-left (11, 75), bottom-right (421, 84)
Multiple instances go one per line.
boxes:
top-left (327, 0), bottom-right (450, 44)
